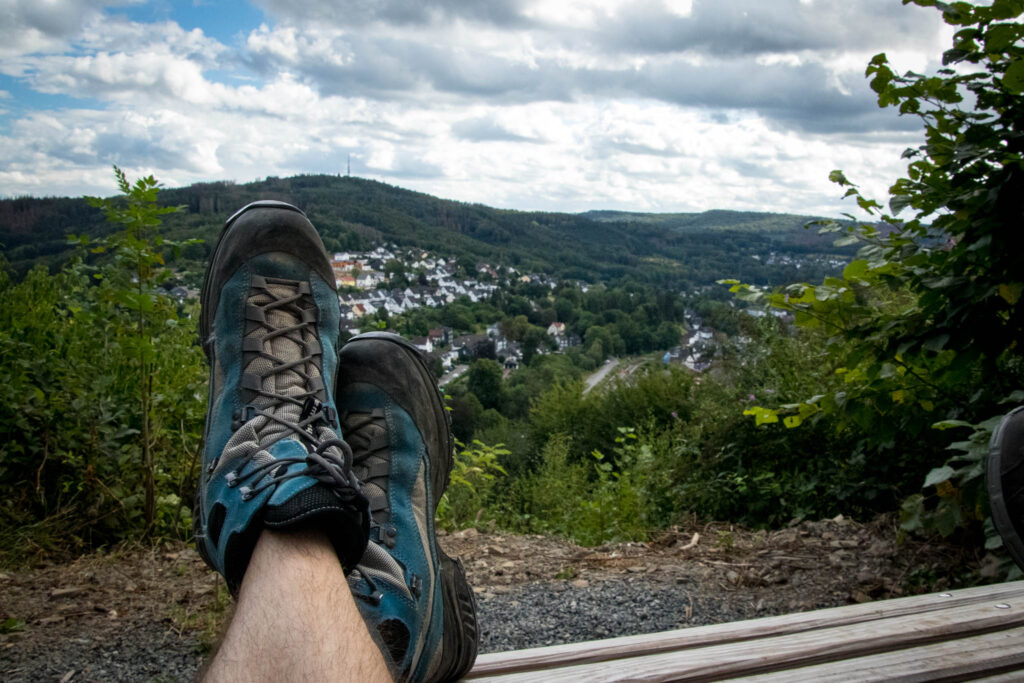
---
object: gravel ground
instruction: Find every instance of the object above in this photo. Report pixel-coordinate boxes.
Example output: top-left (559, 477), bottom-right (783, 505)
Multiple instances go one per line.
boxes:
top-left (4, 623), bottom-right (203, 683)
top-left (0, 520), bottom-right (979, 681)
top-left (2, 577), bottom-right (787, 681)
top-left (479, 576), bottom-right (725, 652)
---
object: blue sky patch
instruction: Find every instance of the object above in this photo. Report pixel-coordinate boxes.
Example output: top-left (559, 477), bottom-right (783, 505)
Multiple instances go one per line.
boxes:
top-left (113, 0), bottom-right (266, 46)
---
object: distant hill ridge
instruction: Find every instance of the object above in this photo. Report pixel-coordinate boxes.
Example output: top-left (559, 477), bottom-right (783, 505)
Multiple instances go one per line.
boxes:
top-left (581, 209), bottom-right (822, 233)
top-left (0, 174), bottom-right (850, 287)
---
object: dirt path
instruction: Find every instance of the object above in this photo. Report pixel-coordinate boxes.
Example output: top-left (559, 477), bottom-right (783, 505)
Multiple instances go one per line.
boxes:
top-left (0, 516), bottom-right (983, 681)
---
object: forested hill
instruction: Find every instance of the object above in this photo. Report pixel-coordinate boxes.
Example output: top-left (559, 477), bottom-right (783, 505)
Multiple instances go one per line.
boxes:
top-left (584, 209), bottom-right (826, 236)
top-left (0, 174), bottom-right (851, 287)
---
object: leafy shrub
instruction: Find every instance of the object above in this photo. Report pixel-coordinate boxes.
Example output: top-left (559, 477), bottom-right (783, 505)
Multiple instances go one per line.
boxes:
top-left (721, 1), bottom-right (1024, 557)
top-left (493, 430), bottom-right (660, 546)
top-left (436, 439), bottom-right (508, 530)
top-left (0, 170), bottom-right (205, 562)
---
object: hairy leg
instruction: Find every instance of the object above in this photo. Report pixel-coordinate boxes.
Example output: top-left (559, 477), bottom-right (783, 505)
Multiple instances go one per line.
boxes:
top-left (203, 529), bottom-right (392, 683)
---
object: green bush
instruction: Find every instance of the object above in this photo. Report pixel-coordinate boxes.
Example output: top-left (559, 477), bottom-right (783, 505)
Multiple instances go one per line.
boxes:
top-left (436, 439), bottom-right (508, 530)
top-left (492, 430), bottom-right (661, 546)
top-left (0, 170), bottom-right (205, 562)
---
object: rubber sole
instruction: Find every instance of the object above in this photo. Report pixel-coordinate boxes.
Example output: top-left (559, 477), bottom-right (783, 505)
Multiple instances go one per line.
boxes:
top-left (436, 553), bottom-right (479, 681)
top-left (988, 406), bottom-right (1024, 570)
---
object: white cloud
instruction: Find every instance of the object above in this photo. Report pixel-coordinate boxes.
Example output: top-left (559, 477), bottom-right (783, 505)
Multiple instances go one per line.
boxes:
top-left (0, 0), bottom-right (143, 60)
top-left (0, 0), bottom-right (949, 219)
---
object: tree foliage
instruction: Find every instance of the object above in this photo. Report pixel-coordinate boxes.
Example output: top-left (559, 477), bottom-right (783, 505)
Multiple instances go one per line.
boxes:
top-left (0, 169), bottom-right (205, 560)
top-left (727, 0), bottom-right (1024, 554)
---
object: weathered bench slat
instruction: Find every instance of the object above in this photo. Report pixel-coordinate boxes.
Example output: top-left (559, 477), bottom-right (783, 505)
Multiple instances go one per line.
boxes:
top-left (468, 583), bottom-right (1024, 678)
top-left (969, 672), bottom-right (1024, 682)
top-left (468, 583), bottom-right (1024, 682)
top-left (733, 626), bottom-right (1024, 682)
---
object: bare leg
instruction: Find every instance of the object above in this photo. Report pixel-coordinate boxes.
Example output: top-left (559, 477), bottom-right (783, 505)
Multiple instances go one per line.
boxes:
top-left (203, 529), bottom-right (393, 683)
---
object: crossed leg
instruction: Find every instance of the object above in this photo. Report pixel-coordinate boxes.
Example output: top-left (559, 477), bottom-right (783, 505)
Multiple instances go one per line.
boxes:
top-left (202, 529), bottom-right (392, 683)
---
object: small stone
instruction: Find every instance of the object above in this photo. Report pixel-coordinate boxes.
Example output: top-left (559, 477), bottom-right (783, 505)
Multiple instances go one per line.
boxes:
top-left (571, 579), bottom-right (590, 588)
top-left (726, 570), bottom-right (740, 584)
top-left (979, 553), bottom-right (1003, 579)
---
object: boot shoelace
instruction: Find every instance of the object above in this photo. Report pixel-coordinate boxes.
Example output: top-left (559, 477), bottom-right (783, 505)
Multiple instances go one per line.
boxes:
top-left (344, 409), bottom-right (392, 522)
top-left (219, 275), bottom-right (357, 499)
top-left (343, 409), bottom-right (422, 603)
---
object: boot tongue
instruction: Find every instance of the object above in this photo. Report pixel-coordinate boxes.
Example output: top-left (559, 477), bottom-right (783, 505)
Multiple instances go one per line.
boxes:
top-left (247, 282), bottom-right (321, 447)
top-left (221, 280), bottom-right (337, 466)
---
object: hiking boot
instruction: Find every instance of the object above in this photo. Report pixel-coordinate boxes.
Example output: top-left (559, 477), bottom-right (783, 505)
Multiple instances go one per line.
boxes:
top-left (988, 406), bottom-right (1024, 570)
top-left (337, 332), bottom-right (478, 682)
top-left (195, 200), bottom-right (369, 594)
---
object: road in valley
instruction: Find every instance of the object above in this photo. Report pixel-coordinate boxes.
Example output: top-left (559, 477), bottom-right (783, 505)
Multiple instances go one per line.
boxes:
top-left (583, 357), bottom-right (619, 395)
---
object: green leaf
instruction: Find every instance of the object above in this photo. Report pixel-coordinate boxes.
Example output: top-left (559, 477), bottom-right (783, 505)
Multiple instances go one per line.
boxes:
top-left (932, 499), bottom-right (963, 537)
top-left (942, 48), bottom-right (970, 64)
top-left (889, 194), bottom-right (914, 215)
top-left (923, 465), bottom-right (955, 488)
top-left (900, 493), bottom-right (925, 532)
top-left (743, 407), bottom-right (779, 426)
top-left (829, 170), bottom-right (850, 185)
top-left (998, 283), bottom-right (1024, 305)
top-left (985, 23), bottom-right (1020, 52)
top-left (1003, 59), bottom-right (1024, 93)
top-left (932, 419), bottom-right (974, 430)
top-left (1002, 390), bottom-right (1024, 404)
top-left (992, 0), bottom-right (1024, 20)
top-left (0, 618), bottom-right (25, 634)
top-left (842, 259), bottom-right (869, 281)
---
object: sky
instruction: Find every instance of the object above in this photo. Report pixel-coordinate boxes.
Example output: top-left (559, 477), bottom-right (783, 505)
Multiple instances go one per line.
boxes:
top-left (0, 0), bottom-right (952, 216)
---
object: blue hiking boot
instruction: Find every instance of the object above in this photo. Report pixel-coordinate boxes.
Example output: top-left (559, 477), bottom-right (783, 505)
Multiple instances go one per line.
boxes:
top-left (337, 332), bottom-right (478, 682)
top-left (988, 406), bottom-right (1024, 570)
top-left (195, 200), bottom-right (369, 594)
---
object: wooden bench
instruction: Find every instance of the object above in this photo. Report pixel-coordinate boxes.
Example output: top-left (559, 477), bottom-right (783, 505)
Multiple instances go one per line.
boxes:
top-left (465, 582), bottom-right (1024, 681)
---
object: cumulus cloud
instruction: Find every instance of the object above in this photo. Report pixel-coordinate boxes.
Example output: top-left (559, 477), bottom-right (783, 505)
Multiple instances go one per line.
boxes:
top-left (451, 116), bottom-right (541, 143)
top-left (252, 0), bottom-right (530, 28)
top-left (0, 0), bottom-right (140, 61)
top-left (590, 0), bottom-right (941, 56)
top-left (238, 0), bottom-right (946, 134)
top-left (0, 0), bottom-right (948, 217)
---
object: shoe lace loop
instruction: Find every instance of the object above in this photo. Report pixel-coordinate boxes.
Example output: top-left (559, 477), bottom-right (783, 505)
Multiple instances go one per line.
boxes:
top-left (222, 275), bottom-right (358, 497)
